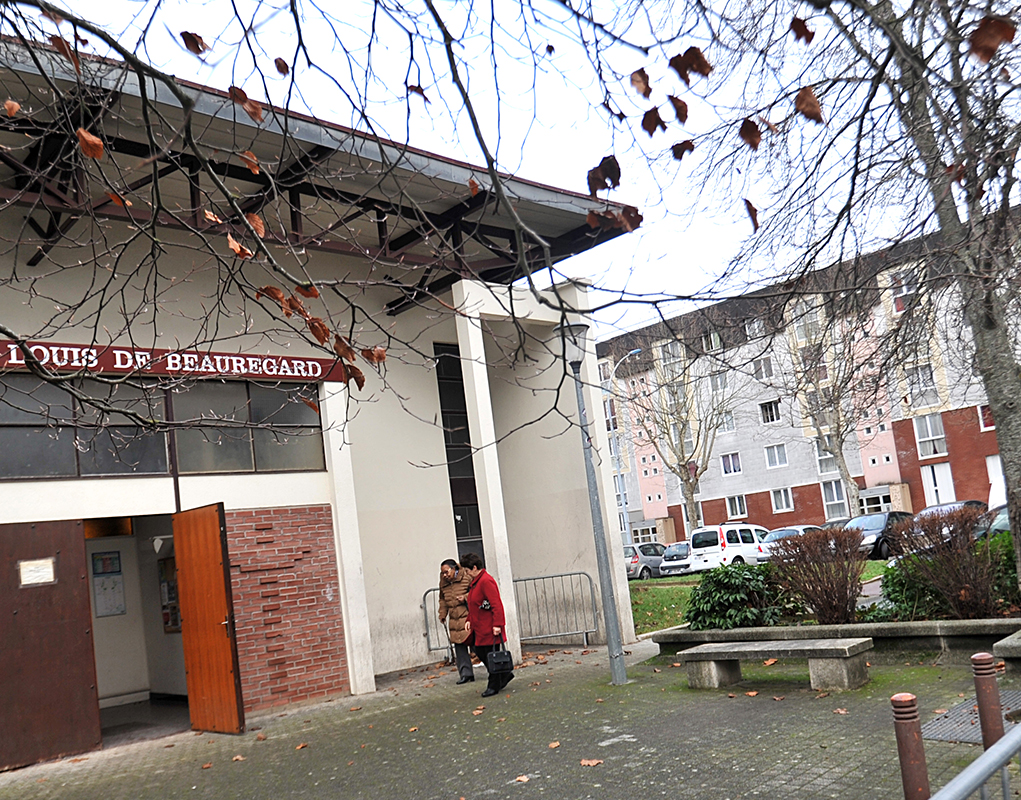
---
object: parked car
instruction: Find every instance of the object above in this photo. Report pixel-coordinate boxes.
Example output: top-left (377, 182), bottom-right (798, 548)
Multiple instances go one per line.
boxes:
top-left (914, 500), bottom-right (988, 521)
top-left (973, 504), bottom-right (1009, 540)
top-left (688, 523), bottom-right (770, 571)
top-left (843, 511), bottom-right (914, 559)
top-left (758, 525), bottom-right (824, 561)
top-left (820, 517), bottom-right (850, 531)
top-left (657, 541), bottom-right (693, 577)
top-left (623, 542), bottom-right (666, 580)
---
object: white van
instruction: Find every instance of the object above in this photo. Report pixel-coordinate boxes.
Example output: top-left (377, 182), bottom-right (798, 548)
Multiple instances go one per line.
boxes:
top-left (688, 523), bottom-right (770, 571)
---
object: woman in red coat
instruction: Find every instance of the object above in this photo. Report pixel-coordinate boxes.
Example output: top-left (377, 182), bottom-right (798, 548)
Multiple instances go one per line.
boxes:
top-left (461, 552), bottom-right (513, 697)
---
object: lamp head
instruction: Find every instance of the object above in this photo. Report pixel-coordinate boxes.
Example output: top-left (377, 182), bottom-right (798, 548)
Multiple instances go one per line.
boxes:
top-left (552, 322), bottom-right (590, 369)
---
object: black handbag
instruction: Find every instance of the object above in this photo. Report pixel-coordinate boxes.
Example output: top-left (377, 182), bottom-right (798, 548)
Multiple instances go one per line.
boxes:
top-left (486, 641), bottom-right (514, 675)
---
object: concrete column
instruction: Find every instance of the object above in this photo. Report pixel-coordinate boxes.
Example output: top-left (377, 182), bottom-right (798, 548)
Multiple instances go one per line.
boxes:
top-left (320, 382), bottom-right (376, 695)
top-left (452, 285), bottom-right (521, 663)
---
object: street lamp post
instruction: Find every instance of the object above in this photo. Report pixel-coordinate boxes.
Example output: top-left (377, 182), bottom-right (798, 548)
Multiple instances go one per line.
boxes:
top-left (608, 348), bottom-right (642, 546)
top-left (553, 322), bottom-right (628, 686)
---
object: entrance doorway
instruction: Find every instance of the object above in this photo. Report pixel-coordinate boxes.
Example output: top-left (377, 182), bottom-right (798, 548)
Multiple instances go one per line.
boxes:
top-left (0, 503), bottom-right (244, 771)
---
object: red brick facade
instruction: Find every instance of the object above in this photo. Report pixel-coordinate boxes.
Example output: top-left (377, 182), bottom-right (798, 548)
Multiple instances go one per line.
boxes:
top-left (697, 482), bottom-right (831, 529)
top-left (225, 506), bottom-right (349, 712)
top-left (892, 406), bottom-right (998, 510)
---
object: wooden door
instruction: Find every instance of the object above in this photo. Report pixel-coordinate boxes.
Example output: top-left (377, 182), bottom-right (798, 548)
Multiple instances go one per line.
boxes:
top-left (173, 503), bottom-right (245, 734)
top-left (0, 519), bottom-right (101, 770)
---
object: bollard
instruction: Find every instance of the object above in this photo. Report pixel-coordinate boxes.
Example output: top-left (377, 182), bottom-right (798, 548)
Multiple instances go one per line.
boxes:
top-left (971, 652), bottom-right (1006, 749)
top-left (892, 693), bottom-right (931, 800)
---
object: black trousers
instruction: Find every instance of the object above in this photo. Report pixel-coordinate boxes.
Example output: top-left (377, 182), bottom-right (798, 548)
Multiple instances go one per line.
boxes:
top-left (473, 643), bottom-right (513, 693)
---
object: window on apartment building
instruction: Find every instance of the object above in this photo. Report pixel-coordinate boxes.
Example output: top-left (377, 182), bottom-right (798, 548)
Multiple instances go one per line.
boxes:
top-left (652, 467), bottom-right (659, 475)
top-left (771, 487), bottom-right (794, 513)
top-left (906, 364), bottom-right (938, 407)
top-left (914, 412), bottom-right (947, 457)
top-left (642, 469), bottom-right (649, 477)
top-left (821, 479), bottom-right (848, 519)
top-left (710, 371), bottom-right (728, 394)
top-left (816, 436), bottom-right (837, 474)
top-left (613, 474), bottom-right (628, 507)
top-left (869, 457), bottom-right (878, 466)
top-left (753, 356), bottom-right (773, 380)
top-left (634, 526), bottom-right (658, 543)
top-left (746, 318), bottom-right (765, 339)
top-left (721, 452), bottom-right (742, 475)
top-left (701, 329), bottom-right (723, 353)
top-left (883, 454), bottom-right (892, 463)
top-left (765, 443), bottom-right (788, 468)
top-left (650, 453), bottom-right (657, 461)
top-left (793, 303), bottom-right (821, 343)
top-left (598, 362), bottom-right (611, 381)
top-left (799, 344), bottom-right (829, 382)
top-left (656, 493), bottom-right (662, 501)
top-left (683, 502), bottom-right (703, 528)
top-left (604, 397), bottom-right (617, 432)
top-left (979, 404), bottom-right (995, 431)
top-left (660, 340), bottom-right (684, 380)
top-left (641, 455), bottom-right (647, 464)
top-left (864, 426), bottom-right (873, 436)
top-left (720, 410), bottom-right (736, 433)
top-left (891, 269), bottom-right (917, 313)
top-left (646, 495), bottom-right (653, 503)
top-left (726, 495), bottom-right (747, 518)
top-left (618, 512), bottom-right (627, 534)
top-left (760, 400), bottom-right (781, 424)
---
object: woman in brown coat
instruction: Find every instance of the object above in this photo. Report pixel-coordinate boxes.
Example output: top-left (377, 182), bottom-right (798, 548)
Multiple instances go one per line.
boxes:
top-left (438, 559), bottom-right (475, 684)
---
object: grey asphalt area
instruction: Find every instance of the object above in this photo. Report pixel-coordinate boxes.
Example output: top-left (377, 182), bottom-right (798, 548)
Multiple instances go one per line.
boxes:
top-left (0, 640), bottom-right (1005, 800)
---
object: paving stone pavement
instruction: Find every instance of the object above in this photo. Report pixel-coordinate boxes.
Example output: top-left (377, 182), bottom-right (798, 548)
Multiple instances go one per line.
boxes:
top-left (0, 641), bottom-right (1010, 800)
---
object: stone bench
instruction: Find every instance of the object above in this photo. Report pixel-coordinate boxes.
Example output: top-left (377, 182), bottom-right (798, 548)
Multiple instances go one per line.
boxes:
top-left (676, 637), bottom-right (874, 691)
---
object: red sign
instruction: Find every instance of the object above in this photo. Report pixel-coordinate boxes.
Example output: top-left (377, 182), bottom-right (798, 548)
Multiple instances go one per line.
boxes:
top-left (0, 340), bottom-right (346, 382)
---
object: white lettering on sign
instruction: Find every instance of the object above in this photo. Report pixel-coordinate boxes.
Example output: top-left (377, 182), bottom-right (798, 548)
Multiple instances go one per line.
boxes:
top-left (19, 557), bottom-right (56, 587)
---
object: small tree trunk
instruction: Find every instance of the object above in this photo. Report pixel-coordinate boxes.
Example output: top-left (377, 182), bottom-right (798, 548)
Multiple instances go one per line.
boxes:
top-left (682, 480), bottom-right (699, 539)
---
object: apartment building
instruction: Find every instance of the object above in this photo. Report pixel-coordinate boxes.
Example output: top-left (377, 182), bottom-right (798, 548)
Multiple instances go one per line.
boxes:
top-left (597, 249), bottom-right (1007, 541)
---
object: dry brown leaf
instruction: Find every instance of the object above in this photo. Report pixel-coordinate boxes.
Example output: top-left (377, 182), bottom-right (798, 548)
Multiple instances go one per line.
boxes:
top-left (4, 100), bottom-right (19, 117)
top-left (595, 698), bottom-right (603, 703)
top-left (728, 693), bottom-right (737, 698)
top-left (76, 128), bottom-right (103, 159)
top-left (346, 363), bottom-right (366, 391)
top-left (239, 150), bottom-right (260, 175)
top-left (232, 755), bottom-right (246, 762)
top-left (515, 775), bottom-right (530, 783)
top-left (773, 696), bottom-right (785, 701)
top-left (49, 35), bottom-right (80, 73)
top-left (295, 742), bottom-right (308, 749)
top-left (739, 118), bottom-right (761, 151)
top-left (745, 691), bottom-right (759, 697)
top-left (256, 733), bottom-right (267, 741)
top-left (548, 741), bottom-right (560, 749)
top-left (758, 116), bottom-right (778, 134)
top-left (228, 85), bottom-right (249, 104)
top-left (227, 233), bottom-right (254, 260)
top-left (257, 285), bottom-right (286, 308)
top-left (670, 662), bottom-right (682, 668)
top-left (586, 155), bottom-right (621, 196)
top-left (361, 346), bottom-right (387, 364)
top-left (667, 95), bottom-right (688, 124)
top-left (407, 84), bottom-right (430, 103)
top-left (641, 107), bottom-right (666, 137)
top-left (106, 192), bottom-right (131, 208)
top-left (630, 68), bottom-right (652, 99)
top-left (242, 98), bottom-right (264, 124)
top-left (795, 86), bottom-right (824, 124)
top-left (333, 335), bottom-right (358, 363)
top-left (497, 717), bottom-right (506, 721)
top-left (815, 692), bottom-right (830, 699)
top-left (1000, 67), bottom-right (1011, 81)
top-left (408, 727), bottom-right (418, 733)
top-left (468, 177), bottom-right (480, 197)
top-left (580, 759), bottom-right (603, 767)
top-left (307, 317), bottom-right (330, 345)
top-left (245, 213), bottom-right (265, 237)
top-left (790, 18), bottom-right (815, 44)
top-left (763, 658), bottom-right (778, 666)
top-left (934, 709), bottom-right (949, 714)
top-left (202, 763), bottom-right (212, 769)
top-left (653, 667), bottom-right (662, 673)
top-left (668, 47), bottom-right (712, 85)
top-left (472, 709), bottom-right (484, 716)
top-left (204, 209), bottom-right (223, 224)
top-left (833, 708), bottom-right (848, 715)
top-left (671, 140), bottom-right (695, 161)
top-left (274, 57), bottom-right (289, 75)
top-left (744, 199), bottom-right (759, 233)
top-left (181, 32), bottom-right (210, 55)
top-left (294, 284), bottom-right (320, 299)
top-left (283, 295), bottom-right (308, 319)
top-left (621, 205), bottom-right (643, 232)
top-left (971, 16), bottom-right (1016, 63)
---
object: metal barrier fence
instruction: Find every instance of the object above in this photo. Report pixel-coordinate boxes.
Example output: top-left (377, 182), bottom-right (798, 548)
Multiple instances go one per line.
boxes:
top-left (894, 653), bottom-right (1017, 800)
top-left (421, 571), bottom-right (599, 653)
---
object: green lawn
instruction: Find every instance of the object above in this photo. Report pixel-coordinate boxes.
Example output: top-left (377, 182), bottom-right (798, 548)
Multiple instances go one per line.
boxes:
top-left (629, 561), bottom-right (886, 636)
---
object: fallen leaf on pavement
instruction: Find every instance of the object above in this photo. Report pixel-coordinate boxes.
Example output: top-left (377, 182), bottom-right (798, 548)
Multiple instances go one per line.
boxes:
top-left (497, 718), bottom-right (506, 722)
top-left (595, 699), bottom-right (604, 703)
top-left (745, 691), bottom-right (758, 697)
top-left (409, 727), bottom-right (418, 732)
top-left (295, 743), bottom-right (309, 750)
top-left (515, 775), bottom-right (530, 783)
top-left (549, 741), bottom-right (560, 749)
top-left (671, 663), bottom-right (682, 668)
top-left (256, 733), bottom-right (267, 741)
top-left (202, 763), bottom-right (212, 769)
top-left (580, 759), bottom-right (604, 766)
top-left (349, 706), bottom-right (362, 712)
top-left (232, 755), bottom-right (245, 762)
top-left (472, 710), bottom-right (484, 716)
top-left (763, 658), bottom-right (778, 666)
top-left (834, 708), bottom-right (848, 715)
top-left (934, 709), bottom-right (948, 714)
top-left (815, 692), bottom-right (830, 699)
top-left (773, 696), bottom-right (785, 701)
top-left (728, 693), bottom-right (737, 698)
top-left (653, 668), bottom-right (661, 673)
